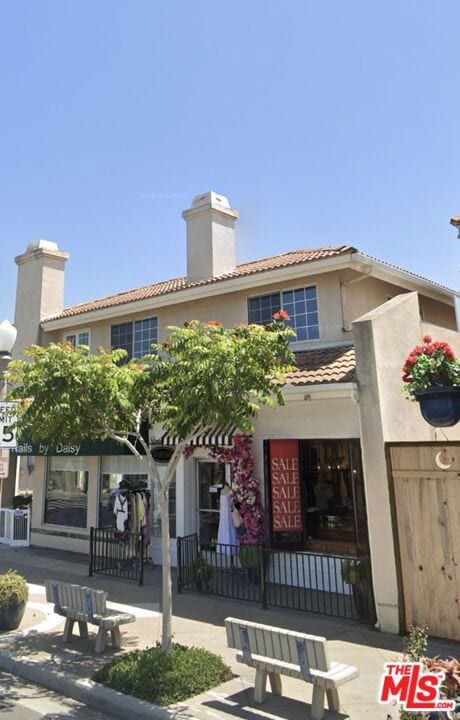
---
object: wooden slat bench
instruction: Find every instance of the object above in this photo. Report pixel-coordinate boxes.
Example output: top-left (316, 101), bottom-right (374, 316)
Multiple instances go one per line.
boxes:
top-left (45, 579), bottom-right (135, 654)
top-left (225, 617), bottom-right (359, 720)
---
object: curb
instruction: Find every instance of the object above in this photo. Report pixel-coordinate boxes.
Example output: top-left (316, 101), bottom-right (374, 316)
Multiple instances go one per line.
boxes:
top-left (0, 652), bottom-right (192, 720)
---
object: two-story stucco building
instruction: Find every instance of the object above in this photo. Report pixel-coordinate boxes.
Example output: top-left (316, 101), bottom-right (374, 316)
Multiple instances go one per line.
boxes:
top-left (9, 191), bottom-right (460, 637)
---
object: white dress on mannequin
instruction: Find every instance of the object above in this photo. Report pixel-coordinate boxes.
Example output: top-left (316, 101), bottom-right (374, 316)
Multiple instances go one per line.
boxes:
top-left (216, 489), bottom-right (237, 554)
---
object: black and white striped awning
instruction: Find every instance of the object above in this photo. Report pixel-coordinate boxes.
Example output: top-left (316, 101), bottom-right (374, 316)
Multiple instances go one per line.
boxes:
top-left (161, 425), bottom-right (237, 447)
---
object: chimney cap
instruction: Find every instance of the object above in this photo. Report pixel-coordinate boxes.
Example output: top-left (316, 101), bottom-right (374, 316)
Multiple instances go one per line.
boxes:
top-left (26, 239), bottom-right (60, 253)
top-left (191, 191), bottom-right (231, 210)
top-left (450, 216), bottom-right (460, 227)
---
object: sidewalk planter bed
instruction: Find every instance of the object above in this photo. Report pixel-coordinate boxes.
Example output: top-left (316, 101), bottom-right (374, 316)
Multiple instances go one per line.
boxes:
top-left (93, 643), bottom-right (234, 705)
top-left (0, 570), bottom-right (28, 632)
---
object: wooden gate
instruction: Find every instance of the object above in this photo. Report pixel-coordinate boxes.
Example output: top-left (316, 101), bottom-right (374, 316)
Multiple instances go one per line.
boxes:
top-left (388, 443), bottom-right (460, 641)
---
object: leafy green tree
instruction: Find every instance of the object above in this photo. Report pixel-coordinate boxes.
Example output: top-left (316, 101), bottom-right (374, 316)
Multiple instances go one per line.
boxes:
top-left (7, 319), bottom-right (294, 652)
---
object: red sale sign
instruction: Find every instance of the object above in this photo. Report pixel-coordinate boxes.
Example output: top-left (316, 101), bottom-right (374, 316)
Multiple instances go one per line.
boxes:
top-left (269, 440), bottom-right (302, 532)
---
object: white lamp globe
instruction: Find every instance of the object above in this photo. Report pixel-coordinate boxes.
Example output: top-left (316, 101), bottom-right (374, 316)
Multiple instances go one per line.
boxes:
top-left (0, 320), bottom-right (17, 359)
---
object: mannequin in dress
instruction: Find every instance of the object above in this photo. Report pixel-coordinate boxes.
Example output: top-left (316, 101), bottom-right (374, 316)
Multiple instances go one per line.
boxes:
top-left (216, 483), bottom-right (237, 553)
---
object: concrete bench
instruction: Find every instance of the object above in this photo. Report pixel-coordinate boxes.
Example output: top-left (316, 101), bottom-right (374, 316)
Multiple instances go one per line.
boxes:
top-left (45, 579), bottom-right (135, 654)
top-left (225, 617), bottom-right (359, 720)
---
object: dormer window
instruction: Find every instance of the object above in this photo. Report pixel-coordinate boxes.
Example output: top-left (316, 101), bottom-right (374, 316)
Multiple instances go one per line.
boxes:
top-left (248, 286), bottom-right (319, 342)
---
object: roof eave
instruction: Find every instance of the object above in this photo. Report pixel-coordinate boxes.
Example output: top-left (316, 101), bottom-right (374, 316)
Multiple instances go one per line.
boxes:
top-left (351, 252), bottom-right (458, 302)
top-left (40, 253), bottom-right (355, 331)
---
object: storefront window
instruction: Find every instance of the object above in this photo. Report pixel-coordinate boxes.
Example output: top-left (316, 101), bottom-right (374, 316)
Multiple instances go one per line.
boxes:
top-left (268, 439), bottom-right (368, 555)
top-left (197, 461), bottom-right (226, 546)
top-left (99, 456), bottom-right (176, 538)
top-left (44, 456), bottom-right (89, 528)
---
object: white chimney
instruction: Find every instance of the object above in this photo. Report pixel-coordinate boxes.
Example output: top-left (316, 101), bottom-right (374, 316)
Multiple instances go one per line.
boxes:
top-left (182, 191), bottom-right (238, 283)
top-left (14, 239), bottom-right (69, 354)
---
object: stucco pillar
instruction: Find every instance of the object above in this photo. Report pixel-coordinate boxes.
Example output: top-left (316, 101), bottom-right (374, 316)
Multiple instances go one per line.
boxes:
top-left (352, 293), bottom-right (435, 634)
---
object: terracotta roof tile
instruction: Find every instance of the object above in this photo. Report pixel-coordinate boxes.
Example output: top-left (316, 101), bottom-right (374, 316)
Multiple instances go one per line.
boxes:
top-left (286, 345), bottom-right (356, 386)
top-left (44, 245), bottom-right (356, 321)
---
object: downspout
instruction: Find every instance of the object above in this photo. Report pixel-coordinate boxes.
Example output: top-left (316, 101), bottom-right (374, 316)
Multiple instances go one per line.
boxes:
top-left (449, 216), bottom-right (460, 331)
top-left (340, 268), bottom-right (373, 332)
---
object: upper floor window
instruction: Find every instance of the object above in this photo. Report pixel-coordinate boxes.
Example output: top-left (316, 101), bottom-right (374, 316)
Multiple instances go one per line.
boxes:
top-left (248, 286), bottom-right (319, 342)
top-left (64, 330), bottom-right (91, 348)
top-left (111, 317), bottom-right (158, 359)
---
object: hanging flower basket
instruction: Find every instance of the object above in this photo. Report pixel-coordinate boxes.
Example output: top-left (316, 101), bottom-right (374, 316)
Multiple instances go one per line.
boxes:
top-left (402, 336), bottom-right (460, 428)
top-left (414, 386), bottom-right (460, 428)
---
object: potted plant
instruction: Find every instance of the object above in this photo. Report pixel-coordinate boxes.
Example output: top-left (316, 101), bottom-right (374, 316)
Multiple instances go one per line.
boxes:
top-left (12, 491), bottom-right (33, 509)
top-left (0, 570), bottom-right (28, 632)
top-left (193, 557), bottom-right (212, 593)
top-left (341, 558), bottom-right (369, 621)
top-left (402, 335), bottom-right (460, 427)
top-left (239, 544), bottom-right (261, 584)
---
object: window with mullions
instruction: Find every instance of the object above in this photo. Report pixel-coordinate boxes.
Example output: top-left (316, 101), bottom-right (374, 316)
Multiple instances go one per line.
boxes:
top-left (248, 286), bottom-right (319, 342)
top-left (111, 317), bottom-right (158, 359)
top-left (64, 330), bottom-right (91, 348)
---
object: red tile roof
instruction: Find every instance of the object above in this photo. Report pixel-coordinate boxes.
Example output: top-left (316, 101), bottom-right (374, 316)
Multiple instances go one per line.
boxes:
top-left (287, 346), bottom-right (356, 386)
top-left (45, 245), bottom-right (356, 320)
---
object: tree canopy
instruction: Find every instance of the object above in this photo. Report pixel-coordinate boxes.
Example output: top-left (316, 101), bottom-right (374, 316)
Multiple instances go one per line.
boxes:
top-left (7, 317), bottom-right (295, 652)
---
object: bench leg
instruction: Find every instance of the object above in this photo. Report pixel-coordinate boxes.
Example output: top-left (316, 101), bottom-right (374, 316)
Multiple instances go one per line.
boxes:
top-left (95, 627), bottom-right (108, 654)
top-left (326, 687), bottom-right (340, 712)
top-left (268, 672), bottom-right (282, 696)
top-left (311, 685), bottom-right (326, 720)
top-left (254, 669), bottom-right (267, 703)
top-left (78, 621), bottom-right (88, 639)
top-left (63, 618), bottom-right (75, 643)
top-left (111, 626), bottom-right (122, 650)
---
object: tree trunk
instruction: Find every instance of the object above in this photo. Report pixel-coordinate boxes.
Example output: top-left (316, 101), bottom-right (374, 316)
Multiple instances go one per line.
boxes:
top-left (160, 485), bottom-right (172, 654)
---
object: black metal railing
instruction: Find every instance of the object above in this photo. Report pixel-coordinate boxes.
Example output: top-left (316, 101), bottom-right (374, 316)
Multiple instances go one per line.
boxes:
top-left (176, 534), bottom-right (375, 624)
top-left (89, 526), bottom-right (147, 585)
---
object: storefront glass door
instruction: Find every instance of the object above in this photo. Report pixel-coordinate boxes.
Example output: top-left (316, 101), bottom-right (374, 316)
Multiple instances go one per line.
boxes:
top-left (197, 461), bottom-right (226, 547)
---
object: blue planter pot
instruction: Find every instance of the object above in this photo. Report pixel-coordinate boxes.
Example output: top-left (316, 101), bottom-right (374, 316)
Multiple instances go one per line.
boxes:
top-left (415, 386), bottom-right (460, 427)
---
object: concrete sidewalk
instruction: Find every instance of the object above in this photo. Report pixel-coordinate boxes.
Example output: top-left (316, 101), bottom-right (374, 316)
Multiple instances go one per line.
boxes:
top-left (0, 545), bottom-right (458, 720)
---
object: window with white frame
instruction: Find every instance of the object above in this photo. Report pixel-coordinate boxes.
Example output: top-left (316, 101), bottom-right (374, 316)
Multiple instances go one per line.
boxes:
top-left (64, 329), bottom-right (91, 347)
top-left (248, 286), bottom-right (319, 341)
top-left (111, 317), bottom-right (158, 359)
top-left (44, 456), bottom-right (89, 528)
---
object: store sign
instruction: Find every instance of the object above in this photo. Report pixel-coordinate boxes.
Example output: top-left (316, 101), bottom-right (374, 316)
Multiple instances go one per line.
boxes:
top-left (0, 449), bottom-right (9, 478)
top-left (269, 439), bottom-right (302, 532)
top-left (0, 402), bottom-right (17, 448)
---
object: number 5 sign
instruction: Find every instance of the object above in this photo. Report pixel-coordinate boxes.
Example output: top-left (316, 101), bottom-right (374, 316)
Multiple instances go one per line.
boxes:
top-left (0, 402), bottom-right (18, 448)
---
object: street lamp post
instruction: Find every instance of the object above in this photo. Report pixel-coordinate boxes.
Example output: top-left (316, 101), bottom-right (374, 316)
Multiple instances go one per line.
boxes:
top-left (0, 320), bottom-right (17, 400)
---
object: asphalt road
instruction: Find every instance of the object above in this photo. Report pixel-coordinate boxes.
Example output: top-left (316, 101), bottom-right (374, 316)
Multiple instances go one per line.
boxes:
top-left (0, 669), bottom-right (119, 719)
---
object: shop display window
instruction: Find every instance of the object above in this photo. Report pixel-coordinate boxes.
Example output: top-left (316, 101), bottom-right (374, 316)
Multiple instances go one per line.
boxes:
top-left (44, 456), bottom-right (89, 528)
top-left (268, 439), bottom-right (368, 555)
top-left (99, 456), bottom-right (176, 537)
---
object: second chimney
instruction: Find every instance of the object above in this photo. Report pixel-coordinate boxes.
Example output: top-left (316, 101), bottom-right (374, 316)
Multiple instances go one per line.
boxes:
top-left (182, 191), bottom-right (238, 283)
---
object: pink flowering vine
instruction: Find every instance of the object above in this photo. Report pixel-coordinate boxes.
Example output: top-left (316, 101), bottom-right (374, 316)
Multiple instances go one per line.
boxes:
top-left (211, 434), bottom-right (265, 545)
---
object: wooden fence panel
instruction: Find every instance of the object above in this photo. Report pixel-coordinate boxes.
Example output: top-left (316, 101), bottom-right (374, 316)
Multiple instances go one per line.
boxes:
top-left (389, 444), bottom-right (460, 642)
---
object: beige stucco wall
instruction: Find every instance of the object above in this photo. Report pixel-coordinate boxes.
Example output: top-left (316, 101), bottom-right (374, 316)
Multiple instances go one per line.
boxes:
top-left (43, 267), bottom-right (456, 355)
top-left (353, 292), bottom-right (460, 634)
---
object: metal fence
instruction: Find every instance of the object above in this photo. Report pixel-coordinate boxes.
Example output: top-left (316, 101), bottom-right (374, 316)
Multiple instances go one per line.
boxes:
top-left (89, 526), bottom-right (147, 585)
top-left (177, 534), bottom-right (375, 623)
top-left (0, 508), bottom-right (30, 547)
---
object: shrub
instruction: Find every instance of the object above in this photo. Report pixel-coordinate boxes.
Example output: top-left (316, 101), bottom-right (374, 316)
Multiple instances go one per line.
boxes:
top-left (0, 570), bottom-right (29, 607)
top-left (93, 643), bottom-right (234, 706)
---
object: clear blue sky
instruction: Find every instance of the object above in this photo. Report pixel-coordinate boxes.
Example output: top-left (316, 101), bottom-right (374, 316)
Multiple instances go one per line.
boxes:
top-left (1, 1), bottom-right (459, 323)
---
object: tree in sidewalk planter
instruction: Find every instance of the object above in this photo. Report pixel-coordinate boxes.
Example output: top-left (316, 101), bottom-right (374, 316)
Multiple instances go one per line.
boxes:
top-left (7, 317), bottom-right (295, 654)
